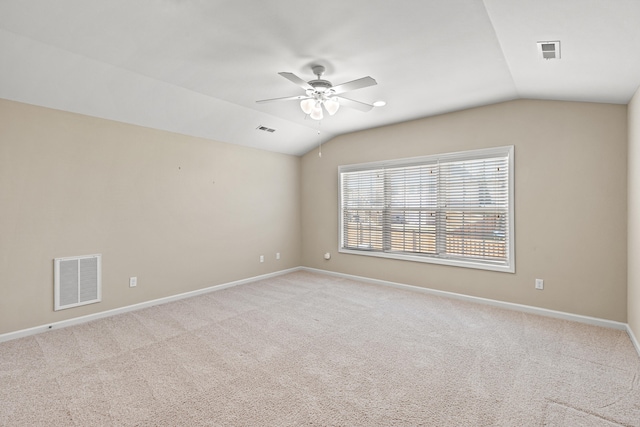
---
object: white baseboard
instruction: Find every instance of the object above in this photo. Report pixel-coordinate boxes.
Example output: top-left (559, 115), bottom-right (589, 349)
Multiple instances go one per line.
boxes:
top-left (0, 267), bottom-right (302, 344)
top-left (628, 325), bottom-right (640, 358)
top-left (302, 267), bottom-right (630, 332)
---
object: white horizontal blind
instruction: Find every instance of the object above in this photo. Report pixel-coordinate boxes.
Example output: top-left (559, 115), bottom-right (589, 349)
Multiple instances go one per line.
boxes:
top-left (341, 168), bottom-right (385, 251)
top-left (440, 156), bottom-right (509, 263)
top-left (339, 146), bottom-right (514, 272)
top-left (386, 163), bottom-right (438, 255)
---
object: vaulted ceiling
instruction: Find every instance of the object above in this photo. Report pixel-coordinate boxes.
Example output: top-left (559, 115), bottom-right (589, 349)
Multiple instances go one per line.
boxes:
top-left (1, 0), bottom-right (640, 156)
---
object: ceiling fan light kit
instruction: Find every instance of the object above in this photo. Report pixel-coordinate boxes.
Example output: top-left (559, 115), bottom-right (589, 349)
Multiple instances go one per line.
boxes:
top-left (310, 104), bottom-right (324, 120)
top-left (300, 98), bottom-right (316, 114)
top-left (257, 65), bottom-right (377, 120)
top-left (324, 97), bottom-right (340, 115)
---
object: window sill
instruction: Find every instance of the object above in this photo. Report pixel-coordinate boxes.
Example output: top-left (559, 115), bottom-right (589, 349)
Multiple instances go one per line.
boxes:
top-left (338, 248), bottom-right (515, 273)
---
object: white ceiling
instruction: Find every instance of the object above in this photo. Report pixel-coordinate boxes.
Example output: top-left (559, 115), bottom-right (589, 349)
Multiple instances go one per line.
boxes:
top-left (1, 0), bottom-right (640, 156)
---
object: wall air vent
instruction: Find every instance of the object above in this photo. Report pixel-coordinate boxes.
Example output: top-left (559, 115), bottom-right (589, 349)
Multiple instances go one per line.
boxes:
top-left (54, 254), bottom-right (102, 311)
top-left (537, 41), bottom-right (561, 60)
top-left (257, 125), bottom-right (276, 133)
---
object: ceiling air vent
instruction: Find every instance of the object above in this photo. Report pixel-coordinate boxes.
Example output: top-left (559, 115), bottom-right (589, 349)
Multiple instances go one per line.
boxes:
top-left (537, 41), bottom-right (560, 60)
top-left (256, 125), bottom-right (276, 133)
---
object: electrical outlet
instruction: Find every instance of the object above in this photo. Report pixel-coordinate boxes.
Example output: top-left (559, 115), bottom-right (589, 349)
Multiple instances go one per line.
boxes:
top-left (129, 277), bottom-right (137, 288)
top-left (276, 252), bottom-right (280, 260)
top-left (259, 255), bottom-right (264, 263)
top-left (535, 278), bottom-right (544, 290)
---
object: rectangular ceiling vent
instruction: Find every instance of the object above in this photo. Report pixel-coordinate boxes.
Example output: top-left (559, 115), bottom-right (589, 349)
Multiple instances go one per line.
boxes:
top-left (537, 41), bottom-right (561, 60)
top-left (257, 125), bottom-right (276, 133)
top-left (54, 254), bottom-right (102, 311)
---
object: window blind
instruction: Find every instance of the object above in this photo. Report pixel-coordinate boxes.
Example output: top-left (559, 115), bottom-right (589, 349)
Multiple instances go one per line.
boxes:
top-left (339, 146), bottom-right (514, 272)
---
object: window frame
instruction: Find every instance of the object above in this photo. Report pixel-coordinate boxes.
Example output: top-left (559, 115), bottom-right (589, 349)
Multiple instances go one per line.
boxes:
top-left (338, 145), bottom-right (515, 273)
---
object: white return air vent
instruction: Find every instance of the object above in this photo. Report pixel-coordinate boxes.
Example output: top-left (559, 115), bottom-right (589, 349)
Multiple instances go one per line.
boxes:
top-left (537, 41), bottom-right (561, 60)
top-left (256, 125), bottom-right (276, 133)
top-left (54, 254), bottom-right (102, 311)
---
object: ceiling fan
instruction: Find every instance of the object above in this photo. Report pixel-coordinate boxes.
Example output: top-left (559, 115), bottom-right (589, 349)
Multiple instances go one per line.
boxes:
top-left (256, 65), bottom-right (377, 120)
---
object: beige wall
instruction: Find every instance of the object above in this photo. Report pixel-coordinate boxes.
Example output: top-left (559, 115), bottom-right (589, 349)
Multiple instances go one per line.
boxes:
top-left (0, 97), bottom-right (631, 335)
top-left (301, 99), bottom-right (628, 322)
top-left (629, 89), bottom-right (640, 339)
top-left (0, 99), bottom-right (301, 335)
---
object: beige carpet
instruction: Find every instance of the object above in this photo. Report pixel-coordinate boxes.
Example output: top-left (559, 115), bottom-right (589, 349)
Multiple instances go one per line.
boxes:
top-left (1, 270), bottom-right (639, 426)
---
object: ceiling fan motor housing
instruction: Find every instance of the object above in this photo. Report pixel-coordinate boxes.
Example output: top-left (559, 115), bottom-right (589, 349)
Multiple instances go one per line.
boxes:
top-left (308, 80), bottom-right (332, 92)
top-left (308, 65), bottom-right (333, 92)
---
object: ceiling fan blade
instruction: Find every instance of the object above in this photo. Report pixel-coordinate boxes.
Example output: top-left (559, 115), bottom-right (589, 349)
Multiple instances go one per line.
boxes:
top-left (256, 95), bottom-right (310, 104)
top-left (278, 72), bottom-right (314, 91)
top-left (335, 96), bottom-right (375, 112)
top-left (331, 76), bottom-right (377, 94)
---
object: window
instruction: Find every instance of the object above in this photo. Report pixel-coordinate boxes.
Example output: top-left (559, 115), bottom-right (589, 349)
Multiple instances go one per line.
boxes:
top-left (339, 146), bottom-right (514, 272)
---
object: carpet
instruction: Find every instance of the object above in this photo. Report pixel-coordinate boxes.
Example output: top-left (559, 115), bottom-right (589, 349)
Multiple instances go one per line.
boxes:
top-left (1, 270), bottom-right (638, 426)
